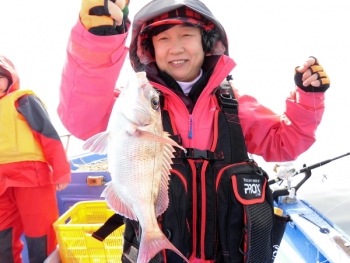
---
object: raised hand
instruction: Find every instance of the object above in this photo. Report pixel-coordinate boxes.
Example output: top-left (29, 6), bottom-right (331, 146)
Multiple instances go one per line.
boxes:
top-left (80, 0), bottom-right (127, 35)
top-left (294, 56), bottom-right (330, 92)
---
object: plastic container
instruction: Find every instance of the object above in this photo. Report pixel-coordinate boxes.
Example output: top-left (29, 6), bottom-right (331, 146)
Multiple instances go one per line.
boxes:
top-left (53, 200), bottom-right (124, 263)
top-left (43, 247), bottom-right (61, 263)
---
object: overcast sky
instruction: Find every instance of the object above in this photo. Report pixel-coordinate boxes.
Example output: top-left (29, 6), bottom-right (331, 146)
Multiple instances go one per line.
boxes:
top-left (0, 0), bottom-right (349, 165)
top-left (1, 0), bottom-right (350, 235)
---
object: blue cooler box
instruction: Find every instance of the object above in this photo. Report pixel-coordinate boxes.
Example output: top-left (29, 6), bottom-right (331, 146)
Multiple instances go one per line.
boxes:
top-left (56, 171), bottom-right (111, 215)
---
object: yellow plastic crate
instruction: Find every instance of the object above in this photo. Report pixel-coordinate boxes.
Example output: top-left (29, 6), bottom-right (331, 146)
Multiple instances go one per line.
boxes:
top-left (53, 200), bottom-right (124, 263)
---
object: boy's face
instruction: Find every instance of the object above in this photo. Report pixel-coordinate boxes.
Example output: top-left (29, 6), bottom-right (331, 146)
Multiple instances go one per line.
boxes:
top-left (0, 75), bottom-right (9, 96)
top-left (152, 25), bottom-right (205, 82)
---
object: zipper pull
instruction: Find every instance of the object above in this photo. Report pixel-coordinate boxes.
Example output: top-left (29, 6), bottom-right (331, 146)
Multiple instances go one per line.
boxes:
top-left (188, 116), bottom-right (193, 139)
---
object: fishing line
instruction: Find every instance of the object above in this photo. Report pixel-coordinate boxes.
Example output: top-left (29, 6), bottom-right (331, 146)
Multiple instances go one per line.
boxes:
top-left (310, 77), bottom-right (343, 219)
top-left (324, 194), bottom-right (350, 216)
top-left (311, 85), bottom-right (324, 182)
top-left (312, 88), bottom-right (324, 172)
top-left (311, 87), bottom-right (318, 132)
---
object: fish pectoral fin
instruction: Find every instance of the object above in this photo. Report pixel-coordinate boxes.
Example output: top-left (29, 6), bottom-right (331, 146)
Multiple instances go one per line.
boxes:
top-left (134, 129), bottom-right (186, 152)
top-left (102, 183), bottom-right (137, 220)
top-left (82, 131), bottom-right (110, 154)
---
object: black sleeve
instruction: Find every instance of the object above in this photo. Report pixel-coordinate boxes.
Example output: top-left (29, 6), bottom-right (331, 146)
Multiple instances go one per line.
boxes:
top-left (16, 94), bottom-right (60, 141)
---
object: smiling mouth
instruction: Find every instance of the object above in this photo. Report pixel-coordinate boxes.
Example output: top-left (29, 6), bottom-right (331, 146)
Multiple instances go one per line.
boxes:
top-left (170, 60), bottom-right (186, 65)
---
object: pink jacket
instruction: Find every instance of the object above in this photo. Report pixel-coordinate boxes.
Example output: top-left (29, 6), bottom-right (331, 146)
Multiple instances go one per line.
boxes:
top-left (58, 20), bottom-right (325, 162)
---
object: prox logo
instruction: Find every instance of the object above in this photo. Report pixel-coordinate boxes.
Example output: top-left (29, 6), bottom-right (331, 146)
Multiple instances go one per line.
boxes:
top-left (244, 183), bottom-right (261, 196)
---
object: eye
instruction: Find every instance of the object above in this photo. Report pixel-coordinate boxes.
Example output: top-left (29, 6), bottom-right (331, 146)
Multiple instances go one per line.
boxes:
top-left (151, 97), bottom-right (159, 110)
top-left (158, 36), bottom-right (168, 41)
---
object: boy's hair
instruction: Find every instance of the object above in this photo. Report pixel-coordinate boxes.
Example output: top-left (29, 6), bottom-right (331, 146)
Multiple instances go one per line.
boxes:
top-left (141, 24), bottom-right (220, 58)
top-left (0, 66), bottom-right (13, 91)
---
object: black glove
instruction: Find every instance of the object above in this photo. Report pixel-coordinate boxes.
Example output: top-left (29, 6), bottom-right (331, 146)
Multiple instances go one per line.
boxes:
top-left (80, 0), bottom-right (129, 36)
top-left (294, 56), bottom-right (330, 92)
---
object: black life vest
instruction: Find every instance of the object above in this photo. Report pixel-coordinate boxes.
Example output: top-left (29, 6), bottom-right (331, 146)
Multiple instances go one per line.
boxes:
top-left (93, 81), bottom-right (289, 263)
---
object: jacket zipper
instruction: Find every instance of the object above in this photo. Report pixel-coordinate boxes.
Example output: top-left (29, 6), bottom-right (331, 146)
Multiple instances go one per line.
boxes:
top-left (188, 115), bottom-right (193, 139)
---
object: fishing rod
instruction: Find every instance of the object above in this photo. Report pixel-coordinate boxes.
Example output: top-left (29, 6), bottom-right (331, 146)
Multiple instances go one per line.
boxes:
top-left (294, 152), bottom-right (350, 175)
top-left (269, 152), bottom-right (350, 200)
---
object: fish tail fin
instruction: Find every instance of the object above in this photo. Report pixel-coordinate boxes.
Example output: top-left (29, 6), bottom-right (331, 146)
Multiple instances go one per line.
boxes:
top-left (137, 230), bottom-right (188, 263)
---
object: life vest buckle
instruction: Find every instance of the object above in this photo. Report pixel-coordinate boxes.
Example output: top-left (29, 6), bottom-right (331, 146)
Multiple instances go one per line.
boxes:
top-left (219, 93), bottom-right (238, 109)
top-left (185, 148), bottom-right (214, 160)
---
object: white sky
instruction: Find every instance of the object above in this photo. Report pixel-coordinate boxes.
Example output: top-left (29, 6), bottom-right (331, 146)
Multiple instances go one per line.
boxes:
top-left (1, 0), bottom-right (350, 234)
top-left (0, 0), bottom-right (349, 163)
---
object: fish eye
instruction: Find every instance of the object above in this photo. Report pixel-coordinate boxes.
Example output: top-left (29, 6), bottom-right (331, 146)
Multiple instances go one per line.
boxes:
top-left (151, 97), bottom-right (159, 110)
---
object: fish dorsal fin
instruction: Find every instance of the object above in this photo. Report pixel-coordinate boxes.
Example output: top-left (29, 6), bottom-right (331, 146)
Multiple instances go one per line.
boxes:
top-left (101, 183), bottom-right (137, 220)
top-left (155, 133), bottom-right (176, 216)
top-left (82, 131), bottom-right (110, 154)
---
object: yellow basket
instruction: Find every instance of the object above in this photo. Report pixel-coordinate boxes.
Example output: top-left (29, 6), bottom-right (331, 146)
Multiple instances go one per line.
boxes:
top-left (53, 200), bottom-right (124, 263)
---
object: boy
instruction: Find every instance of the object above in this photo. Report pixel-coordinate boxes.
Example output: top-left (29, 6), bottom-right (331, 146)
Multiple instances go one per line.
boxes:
top-left (0, 55), bottom-right (71, 263)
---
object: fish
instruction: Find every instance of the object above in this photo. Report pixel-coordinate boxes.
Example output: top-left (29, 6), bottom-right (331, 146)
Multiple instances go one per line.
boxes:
top-left (83, 71), bottom-right (188, 263)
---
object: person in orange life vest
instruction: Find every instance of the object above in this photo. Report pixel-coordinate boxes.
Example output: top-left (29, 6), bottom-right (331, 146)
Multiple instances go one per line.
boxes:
top-left (57, 0), bottom-right (330, 262)
top-left (0, 55), bottom-right (71, 263)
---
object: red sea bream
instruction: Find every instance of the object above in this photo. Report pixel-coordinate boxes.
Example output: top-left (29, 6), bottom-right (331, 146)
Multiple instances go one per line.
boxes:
top-left (83, 71), bottom-right (188, 263)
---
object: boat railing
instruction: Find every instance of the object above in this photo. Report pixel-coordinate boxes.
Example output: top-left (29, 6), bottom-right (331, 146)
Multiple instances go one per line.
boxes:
top-left (59, 134), bottom-right (72, 154)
